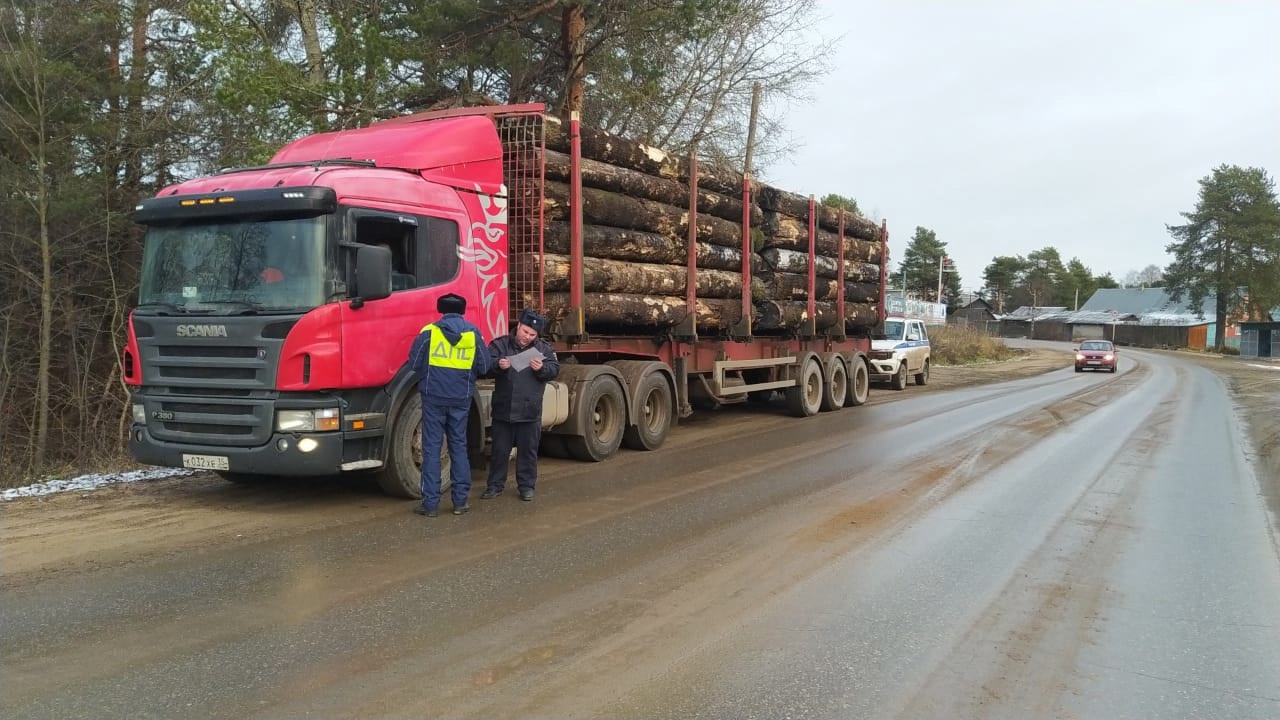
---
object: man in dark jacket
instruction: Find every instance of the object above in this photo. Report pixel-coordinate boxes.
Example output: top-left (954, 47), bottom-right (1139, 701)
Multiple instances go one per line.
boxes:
top-left (407, 293), bottom-right (491, 517)
top-left (482, 308), bottom-right (559, 502)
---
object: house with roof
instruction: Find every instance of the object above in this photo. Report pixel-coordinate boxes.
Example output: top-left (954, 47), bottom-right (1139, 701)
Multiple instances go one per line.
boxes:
top-left (1075, 287), bottom-right (1233, 349)
top-left (995, 288), bottom-right (1257, 348)
top-left (949, 297), bottom-right (998, 329)
top-left (997, 306), bottom-right (1071, 340)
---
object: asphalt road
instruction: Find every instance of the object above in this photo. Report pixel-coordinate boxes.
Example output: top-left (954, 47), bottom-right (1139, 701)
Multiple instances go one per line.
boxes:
top-left (3, 347), bottom-right (1278, 719)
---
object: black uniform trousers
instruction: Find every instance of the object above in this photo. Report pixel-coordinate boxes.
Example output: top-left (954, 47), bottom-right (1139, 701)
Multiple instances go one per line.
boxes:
top-left (486, 419), bottom-right (542, 492)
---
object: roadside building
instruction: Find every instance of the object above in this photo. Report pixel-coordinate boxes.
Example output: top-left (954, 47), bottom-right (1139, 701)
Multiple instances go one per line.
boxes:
top-left (1239, 308), bottom-right (1280, 358)
top-left (949, 298), bottom-right (999, 334)
top-left (1073, 287), bottom-right (1235, 350)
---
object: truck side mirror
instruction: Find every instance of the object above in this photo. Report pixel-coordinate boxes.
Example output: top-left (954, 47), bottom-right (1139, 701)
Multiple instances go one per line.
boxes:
top-left (352, 244), bottom-right (392, 306)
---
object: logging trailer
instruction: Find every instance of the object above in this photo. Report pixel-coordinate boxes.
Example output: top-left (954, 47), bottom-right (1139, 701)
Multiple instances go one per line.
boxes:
top-left (123, 104), bottom-right (889, 498)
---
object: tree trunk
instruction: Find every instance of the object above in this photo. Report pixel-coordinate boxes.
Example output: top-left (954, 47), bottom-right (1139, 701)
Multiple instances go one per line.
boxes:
top-left (290, 0), bottom-right (327, 128)
top-left (756, 185), bottom-right (881, 240)
top-left (523, 253), bottom-right (751, 299)
top-left (560, 2), bottom-right (585, 115)
top-left (759, 247), bottom-right (881, 282)
top-left (843, 281), bottom-right (881, 303)
top-left (541, 221), bottom-right (756, 272)
top-left (35, 160), bottom-right (51, 472)
top-left (760, 273), bottom-right (882, 303)
top-left (754, 300), bottom-right (879, 332)
top-left (543, 114), bottom-right (745, 196)
top-left (541, 180), bottom-right (743, 248)
top-left (533, 292), bottom-right (745, 331)
top-left (529, 293), bottom-right (877, 334)
top-left (541, 149), bottom-right (761, 225)
top-left (122, 0), bottom-right (149, 194)
top-left (761, 213), bottom-right (884, 263)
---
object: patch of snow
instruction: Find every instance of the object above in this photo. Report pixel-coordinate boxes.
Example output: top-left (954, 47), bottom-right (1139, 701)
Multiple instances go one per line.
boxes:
top-left (1246, 363), bottom-right (1280, 372)
top-left (1, 468), bottom-right (196, 501)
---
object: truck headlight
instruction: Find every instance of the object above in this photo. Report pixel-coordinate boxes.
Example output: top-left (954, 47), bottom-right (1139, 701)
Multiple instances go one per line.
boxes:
top-left (275, 407), bottom-right (340, 433)
top-left (132, 403), bottom-right (147, 425)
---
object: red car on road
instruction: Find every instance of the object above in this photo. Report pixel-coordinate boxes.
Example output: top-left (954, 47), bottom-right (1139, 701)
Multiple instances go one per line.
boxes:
top-left (1075, 340), bottom-right (1118, 372)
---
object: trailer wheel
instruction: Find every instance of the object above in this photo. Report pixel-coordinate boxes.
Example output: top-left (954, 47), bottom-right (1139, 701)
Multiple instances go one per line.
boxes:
top-left (914, 359), bottom-right (930, 386)
top-left (785, 356), bottom-right (823, 417)
top-left (375, 392), bottom-right (451, 499)
top-left (846, 358), bottom-right (870, 406)
top-left (820, 357), bottom-right (847, 412)
top-left (890, 363), bottom-right (908, 391)
top-left (566, 376), bottom-right (626, 461)
top-left (622, 371), bottom-right (673, 450)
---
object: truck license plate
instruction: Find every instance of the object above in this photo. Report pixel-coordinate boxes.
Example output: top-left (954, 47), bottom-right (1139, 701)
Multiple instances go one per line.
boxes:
top-left (182, 454), bottom-right (230, 471)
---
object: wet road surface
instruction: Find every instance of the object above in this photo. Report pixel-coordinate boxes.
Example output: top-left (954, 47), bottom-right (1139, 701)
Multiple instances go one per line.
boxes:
top-left (3, 347), bottom-right (1278, 719)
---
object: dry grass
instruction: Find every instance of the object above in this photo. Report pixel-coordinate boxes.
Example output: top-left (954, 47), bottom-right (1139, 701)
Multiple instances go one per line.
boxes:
top-left (931, 324), bottom-right (1020, 366)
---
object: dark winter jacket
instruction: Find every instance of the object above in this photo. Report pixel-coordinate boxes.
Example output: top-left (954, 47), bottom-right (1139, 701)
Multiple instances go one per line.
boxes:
top-left (408, 314), bottom-right (491, 407)
top-left (488, 335), bottom-right (560, 422)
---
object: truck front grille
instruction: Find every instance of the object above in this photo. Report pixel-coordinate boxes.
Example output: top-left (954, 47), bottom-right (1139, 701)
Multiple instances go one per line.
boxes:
top-left (135, 318), bottom-right (287, 447)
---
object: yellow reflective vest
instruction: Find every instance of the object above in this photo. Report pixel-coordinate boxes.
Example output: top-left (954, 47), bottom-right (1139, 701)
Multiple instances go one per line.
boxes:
top-left (420, 323), bottom-right (477, 370)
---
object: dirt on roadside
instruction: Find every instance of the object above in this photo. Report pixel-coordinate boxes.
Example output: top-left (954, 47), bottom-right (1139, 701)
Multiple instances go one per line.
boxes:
top-left (916, 348), bottom-right (1068, 394)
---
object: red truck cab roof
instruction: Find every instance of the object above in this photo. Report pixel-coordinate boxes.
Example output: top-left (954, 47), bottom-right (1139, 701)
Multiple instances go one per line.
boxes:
top-left (154, 113), bottom-right (508, 200)
top-left (271, 115), bottom-right (505, 194)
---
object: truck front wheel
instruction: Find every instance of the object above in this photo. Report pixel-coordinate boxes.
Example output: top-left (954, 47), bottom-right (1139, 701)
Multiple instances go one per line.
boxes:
top-left (375, 392), bottom-right (451, 499)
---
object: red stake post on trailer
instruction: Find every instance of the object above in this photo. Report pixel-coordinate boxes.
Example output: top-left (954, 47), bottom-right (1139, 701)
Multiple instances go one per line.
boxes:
top-left (676, 149), bottom-right (700, 339)
top-left (836, 208), bottom-right (846, 337)
top-left (565, 110), bottom-right (585, 337)
top-left (879, 220), bottom-right (889, 326)
top-left (735, 174), bottom-right (753, 337)
top-left (806, 196), bottom-right (817, 335)
top-left (687, 153), bottom-right (699, 314)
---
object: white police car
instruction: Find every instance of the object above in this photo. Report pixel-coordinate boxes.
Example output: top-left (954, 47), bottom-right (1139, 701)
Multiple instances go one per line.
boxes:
top-left (868, 316), bottom-right (931, 390)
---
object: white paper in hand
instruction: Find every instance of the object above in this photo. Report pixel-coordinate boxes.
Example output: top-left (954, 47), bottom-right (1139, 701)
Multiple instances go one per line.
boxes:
top-left (508, 347), bottom-right (543, 372)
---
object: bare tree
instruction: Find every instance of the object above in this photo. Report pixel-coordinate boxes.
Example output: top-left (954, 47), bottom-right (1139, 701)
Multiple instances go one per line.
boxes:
top-left (588, 0), bottom-right (835, 173)
top-left (1121, 266), bottom-right (1164, 288)
top-left (0, 3), bottom-right (61, 471)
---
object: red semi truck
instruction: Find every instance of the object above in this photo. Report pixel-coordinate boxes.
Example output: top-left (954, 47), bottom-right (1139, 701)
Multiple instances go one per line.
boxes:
top-left (123, 104), bottom-right (887, 498)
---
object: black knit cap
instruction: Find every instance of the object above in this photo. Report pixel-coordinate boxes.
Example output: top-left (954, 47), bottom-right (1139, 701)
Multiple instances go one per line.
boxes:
top-left (437, 293), bottom-right (466, 314)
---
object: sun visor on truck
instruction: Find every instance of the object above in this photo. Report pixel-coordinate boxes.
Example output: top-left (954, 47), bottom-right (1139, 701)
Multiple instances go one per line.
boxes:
top-left (132, 187), bottom-right (338, 224)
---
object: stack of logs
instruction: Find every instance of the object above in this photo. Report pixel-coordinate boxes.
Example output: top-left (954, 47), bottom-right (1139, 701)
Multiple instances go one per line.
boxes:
top-left (510, 115), bottom-right (883, 334)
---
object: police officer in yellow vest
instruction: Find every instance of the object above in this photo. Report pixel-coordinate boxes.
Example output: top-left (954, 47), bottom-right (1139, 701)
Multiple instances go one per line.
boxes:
top-left (407, 293), bottom-right (491, 517)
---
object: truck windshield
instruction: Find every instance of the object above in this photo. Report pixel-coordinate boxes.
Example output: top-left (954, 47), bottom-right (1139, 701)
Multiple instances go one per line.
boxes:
top-left (883, 320), bottom-right (904, 340)
top-left (137, 217), bottom-right (326, 314)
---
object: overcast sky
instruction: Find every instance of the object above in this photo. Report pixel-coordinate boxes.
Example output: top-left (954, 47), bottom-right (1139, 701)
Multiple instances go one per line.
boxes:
top-left (768, 0), bottom-right (1280, 295)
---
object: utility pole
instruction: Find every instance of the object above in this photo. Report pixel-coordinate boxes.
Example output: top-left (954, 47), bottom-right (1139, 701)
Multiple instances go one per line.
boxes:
top-left (936, 255), bottom-right (955, 304)
top-left (936, 255), bottom-right (944, 302)
top-left (1030, 287), bottom-right (1038, 339)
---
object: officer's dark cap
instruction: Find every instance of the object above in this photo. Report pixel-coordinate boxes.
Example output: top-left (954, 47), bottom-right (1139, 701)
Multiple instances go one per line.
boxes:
top-left (518, 308), bottom-right (547, 333)
top-left (437, 293), bottom-right (466, 314)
